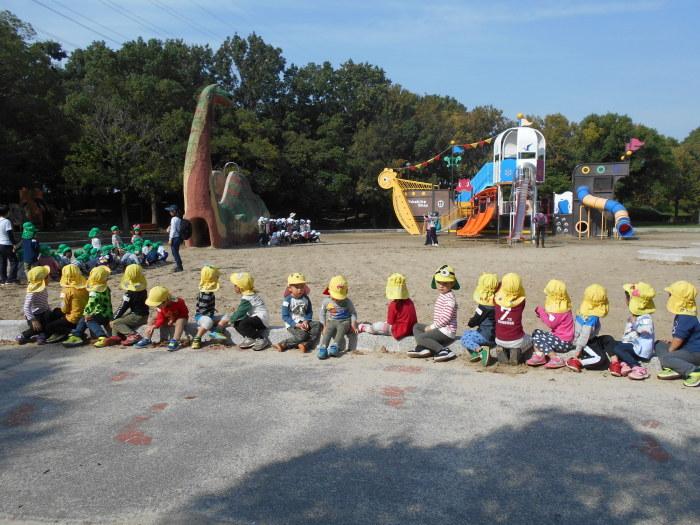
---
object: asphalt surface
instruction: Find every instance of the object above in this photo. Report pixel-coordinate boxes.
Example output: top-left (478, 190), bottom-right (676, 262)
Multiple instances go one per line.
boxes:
top-left (0, 343), bottom-right (698, 524)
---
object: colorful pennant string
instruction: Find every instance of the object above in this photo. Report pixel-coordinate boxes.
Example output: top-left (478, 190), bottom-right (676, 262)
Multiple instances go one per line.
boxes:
top-left (396, 137), bottom-right (495, 172)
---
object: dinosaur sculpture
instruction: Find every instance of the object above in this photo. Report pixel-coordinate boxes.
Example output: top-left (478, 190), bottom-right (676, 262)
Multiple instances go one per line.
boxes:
top-left (183, 84), bottom-right (269, 248)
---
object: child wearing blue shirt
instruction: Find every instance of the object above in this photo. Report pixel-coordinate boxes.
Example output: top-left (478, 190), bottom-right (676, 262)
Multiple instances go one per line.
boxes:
top-left (272, 273), bottom-right (321, 353)
top-left (318, 275), bottom-right (357, 360)
top-left (20, 222), bottom-right (40, 275)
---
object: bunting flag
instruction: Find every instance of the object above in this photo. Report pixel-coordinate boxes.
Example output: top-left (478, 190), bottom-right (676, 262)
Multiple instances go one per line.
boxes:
top-left (396, 136), bottom-right (495, 172)
top-left (620, 137), bottom-right (645, 160)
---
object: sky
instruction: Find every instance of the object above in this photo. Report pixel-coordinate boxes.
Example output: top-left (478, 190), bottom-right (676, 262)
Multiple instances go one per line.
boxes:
top-left (2, 0), bottom-right (699, 140)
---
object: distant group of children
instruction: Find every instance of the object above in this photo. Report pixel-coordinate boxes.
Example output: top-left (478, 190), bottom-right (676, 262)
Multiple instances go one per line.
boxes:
top-left (13, 256), bottom-right (700, 388)
top-left (258, 215), bottom-right (321, 247)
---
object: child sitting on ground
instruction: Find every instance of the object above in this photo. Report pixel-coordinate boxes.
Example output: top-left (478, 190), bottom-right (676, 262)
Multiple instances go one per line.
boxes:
top-left (191, 266), bottom-right (229, 349)
top-left (45, 264), bottom-right (89, 344)
top-left (272, 272), bottom-right (322, 352)
top-left (491, 272), bottom-right (531, 365)
top-left (218, 272), bottom-right (270, 351)
top-left (57, 245), bottom-right (73, 268)
top-left (565, 284), bottom-right (615, 372)
top-left (655, 281), bottom-right (700, 387)
top-left (108, 264), bottom-right (150, 346)
top-left (409, 265), bottom-right (459, 363)
top-left (609, 282), bottom-right (656, 380)
top-left (318, 275), bottom-right (358, 359)
top-left (136, 286), bottom-right (189, 351)
top-left (16, 265), bottom-right (52, 345)
top-left (38, 245), bottom-right (61, 280)
top-left (527, 279), bottom-right (575, 369)
top-left (63, 266), bottom-right (113, 348)
top-left (461, 273), bottom-right (498, 364)
top-left (357, 273), bottom-right (417, 341)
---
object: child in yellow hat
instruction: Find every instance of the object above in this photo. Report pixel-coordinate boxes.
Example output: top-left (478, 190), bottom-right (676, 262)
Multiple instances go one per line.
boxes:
top-left (460, 273), bottom-right (498, 364)
top-left (44, 264), bottom-right (89, 344)
top-left (63, 266), bottom-right (113, 347)
top-left (527, 279), bottom-right (574, 368)
top-left (137, 286), bottom-right (190, 351)
top-left (318, 275), bottom-right (358, 359)
top-left (191, 266), bottom-right (229, 350)
top-left (16, 265), bottom-right (52, 345)
top-left (491, 272), bottom-right (531, 365)
top-left (409, 265), bottom-right (459, 362)
top-left (272, 273), bottom-right (322, 353)
top-left (108, 264), bottom-right (149, 347)
top-left (565, 284), bottom-right (615, 372)
top-left (655, 281), bottom-right (700, 387)
top-left (357, 273), bottom-right (417, 341)
top-left (218, 272), bottom-right (270, 351)
top-left (609, 282), bottom-right (656, 380)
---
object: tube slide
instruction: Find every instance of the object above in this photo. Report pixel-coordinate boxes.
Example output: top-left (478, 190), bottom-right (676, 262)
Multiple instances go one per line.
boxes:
top-left (576, 186), bottom-right (634, 238)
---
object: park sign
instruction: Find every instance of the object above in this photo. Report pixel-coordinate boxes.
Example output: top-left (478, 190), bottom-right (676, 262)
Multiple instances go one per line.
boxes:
top-left (405, 189), bottom-right (450, 217)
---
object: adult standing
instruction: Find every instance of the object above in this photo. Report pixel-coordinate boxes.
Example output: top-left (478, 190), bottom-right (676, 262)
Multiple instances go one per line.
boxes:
top-left (0, 204), bottom-right (19, 284)
top-left (165, 205), bottom-right (183, 273)
top-left (533, 211), bottom-right (548, 248)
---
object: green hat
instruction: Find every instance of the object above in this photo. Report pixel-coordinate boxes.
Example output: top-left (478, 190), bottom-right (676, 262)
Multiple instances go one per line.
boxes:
top-left (110, 225), bottom-right (119, 232)
top-left (83, 243), bottom-right (92, 251)
top-left (89, 248), bottom-right (98, 257)
top-left (59, 245), bottom-right (72, 255)
top-left (154, 241), bottom-right (162, 248)
top-left (22, 222), bottom-right (36, 239)
top-left (39, 244), bottom-right (52, 256)
top-left (144, 240), bottom-right (153, 247)
top-left (100, 246), bottom-right (112, 255)
top-left (88, 227), bottom-right (100, 238)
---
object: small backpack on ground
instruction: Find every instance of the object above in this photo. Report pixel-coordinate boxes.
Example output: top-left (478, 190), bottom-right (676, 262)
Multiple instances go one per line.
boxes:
top-left (179, 218), bottom-right (192, 240)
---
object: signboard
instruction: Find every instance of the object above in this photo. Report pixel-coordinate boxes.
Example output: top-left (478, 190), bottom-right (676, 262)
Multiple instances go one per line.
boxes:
top-left (405, 190), bottom-right (451, 216)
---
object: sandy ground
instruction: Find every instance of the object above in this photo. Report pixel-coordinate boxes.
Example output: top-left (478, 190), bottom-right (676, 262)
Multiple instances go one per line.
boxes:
top-left (1, 231), bottom-right (699, 339)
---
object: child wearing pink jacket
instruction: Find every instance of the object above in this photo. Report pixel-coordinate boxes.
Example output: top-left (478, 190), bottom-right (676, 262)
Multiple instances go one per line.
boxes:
top-left (527, 279), bottom-right (575, 369)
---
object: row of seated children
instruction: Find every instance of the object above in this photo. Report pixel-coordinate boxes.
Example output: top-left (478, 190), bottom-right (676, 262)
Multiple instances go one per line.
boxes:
top-left (258, 216), bottom-right (321, 246)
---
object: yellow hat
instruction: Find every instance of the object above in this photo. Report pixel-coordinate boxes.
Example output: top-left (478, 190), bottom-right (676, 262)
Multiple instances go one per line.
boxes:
top-left (543, 279), bottom-right (571, 314)
top-left (386, 273), bottom-right (409, 300)
top-left (59, 264), bottom-right (87, 289)
top-left (26, 265), bottom-right (51, 293)
top-left (324, 275), bottom-right (348, 300)
top-left (579, 284), bottom-right (609, 317)
top-left (431, 265), bottom-right (460, 290)
top-left (230, 272), bottom-right (255, 295)
top-left (145, 286), bottom-right (171, 307)
top-left (473, 273), bottom-right (498, 305)
top-left (495, 272), bottom-right (525, 308)
top-left (664, 280), bottom-right (697, 315)
top-left (623, 282), bottom-right (656, 315)
top-left (86, 266), bottom-right (111, 293)
top-left (199, 265), bottom-right (221, 292)
top-left (287, 272), bottom-right (307, 286)
top-left (120, 264), bottom-right (147, 292)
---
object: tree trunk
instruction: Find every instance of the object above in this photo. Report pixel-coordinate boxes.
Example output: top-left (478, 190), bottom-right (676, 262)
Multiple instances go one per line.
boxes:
top-left (674, 198), bottom-right (680, 222)
top-left (120, 191), bottom-right (129, 231)
top-left (150, 195), bottom-right (158, 224)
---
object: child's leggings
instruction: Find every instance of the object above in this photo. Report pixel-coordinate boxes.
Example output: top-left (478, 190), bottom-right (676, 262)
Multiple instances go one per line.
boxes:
top-left (21, 309), bottom-right (64, 338)
top-left (532, 329), bottom-right (574, 354)
top-left (460, 329), bottom-right (490, 351)
top-left (321, 319), bottom-right (351, 348)
top-left (579, 335), bottom-right (614, 369)
top-left (654, 341), bottom-right (700, 378)
top-left (281, 321), bottom-right (322, 349)
top-left (413, 323), bottom-right (455, 353)
top-left (358, 321), bottom-right (391, 335)
top-left (234, 316), bottom-right (266, 339)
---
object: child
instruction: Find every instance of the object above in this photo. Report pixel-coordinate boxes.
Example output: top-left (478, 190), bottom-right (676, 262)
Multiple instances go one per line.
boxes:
top-left (143, 240), bottom-right (159, 266)
top-left (609, 282), bottom-right (655, 380)
top-left (409, 265), bottom-right (459, 362)
top-left (63, 266), bottom-right (113, 348)
top-left (136, 286), bottom-right (189, 351)
top-left (89, 227), bottom-right (102, 250)
top-left (109, 264), bottom-right (150, 346)
top-left (527, 279), bottom-right (575, 368)
top-left (110, 226), bottom-right (123, 252)
top-left (459, 273), bottom-right (498, 364)
top-left (20, 221), bottom-right (40, 276)
top-left (120, 245), bottom-right (140, 268)
top-left (318, 275), bottom-right (358, 359)
top-left (565, 284), bottom-right (615, 372)
top-left (16, 265), bottom-right (52, 345)
top-left (155, 241), bottom-right (168, 263)
top-left (492, 272), bottom-right (532, 365)
top-left (130, 224), bottom-right (143, 244)
top-left (357, 273), bottom-right (417, 341)
top-left (218, 272), bottom-right (270, 351)
top-left (38, 245), bottom-right (60, 280)
top-left (57, 245), bottom-right (73, 268)
top-left (655, 281), bottom-right (700, 387)
top-left (272, 272), bottom-right (322, 353)
top-left (44, 264), bottom-right (89, 344)
top-left (0, 204), bottom-right (19, 285)
top-left (191, 266), bottom-right (229, 350)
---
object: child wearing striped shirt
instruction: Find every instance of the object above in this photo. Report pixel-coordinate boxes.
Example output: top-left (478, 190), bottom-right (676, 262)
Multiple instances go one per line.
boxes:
top-left (409, 265), bottom-right (459, 362)
top-left (16, 265), bottom-right (52, 345)
top-left (191, 266), bottom-right (229, 349)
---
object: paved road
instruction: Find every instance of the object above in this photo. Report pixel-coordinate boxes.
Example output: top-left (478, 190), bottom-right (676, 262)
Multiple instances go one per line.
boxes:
top-left (0, 344), bottom-right (698, 524)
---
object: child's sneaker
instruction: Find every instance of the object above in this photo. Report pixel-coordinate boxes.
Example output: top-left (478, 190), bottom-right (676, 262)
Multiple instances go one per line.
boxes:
top-left (63, 335), bottom-right (85, 348)
top-left (297, 342), bottom-right (308, 353)
top-left (191, 336), bottom-right (202, 350)
top-left (467, 350), bottom-right (481, 363)
top-left (134, 337), bottom-right (152, 348)
top-left (253, 337), bottom-right (270, 351)
top-left (434, 348), bottom-right (456, 362)
top-left (272, 342), bottom-right (286, 352)
top-left (628, 366), bottom-right (649, 380)
top-left (122, 333), bottom-right (142, 346)
top-left (95, 336), bottom-right (120, 348)
top-left (620, 362), bottom-right (632, 377)
top-left (46, 333), bottom-right (67, 344)
top-left (167, 339), bottom-right (180, 352)
top-left (509, 348), bottom-right (521, 365)
top-left (479, 346), bottom-right (491, 367)
top-left (208, 330), bottom-right (228, 342)
top-left (328, 343), bottom-right (339, 357)
top-left (35, 333), bottom-right (47, 345)
top-left (526, 353), bottom-right (547, 367)
top-left (609, 361), bottom-right (622, 376)
top-left (317, 346), bottom-right (328, 360)
top-left (239, 337), bottom-right (255, 349)
top-left (544, 355), bottom-right (565, 369)
top-left (682, 371), bottom-right (700, 387)
top-left (657, 367), bottom-right (682, 380)
top-left (566, 357), bottom-right (583, 372)
top-left (408, 346), bottom-right (431, 358)
top-left (15, 334), bottom-right (29, 345)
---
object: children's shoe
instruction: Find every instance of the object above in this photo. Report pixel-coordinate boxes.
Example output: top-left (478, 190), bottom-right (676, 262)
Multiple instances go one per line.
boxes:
top-left (657, 368), bottom-right (682, 380)
top-left (468, 350), bottom-right (481, 363)
top-left (94, 336), bottom-right (109, 348)
top-left (272, 342), bottom-right (285, 352)
top-left (297, 342), bottom-right (308, 353)
top-left (682, 371), bottom-right (700, 387)
top-left (566, 357), bottom-right (583, 372)
top-left (495, 346), bottom-right (508, 364)
top-left (167, 339), bottom-right (180, 352)
top-left (620, 362), bottom-right (632, 377)
top-left (479, 346), bottom-right (491, 367)
top-left (317, 346), bottom-right (328, 360)
top-left (35, 334), bottom-right (47, 345)
top-left (208, 330), bottom-right (228, 342)
top-left (15, 334), bottom-right (29, 345)
top-left (434, 348), bottom-right (456, 362)
top-left (122, 333), bottom-right (142, 346)
top-left (45, 333), bottom-right (67, 344)
top-left (328, 343), bottom-right (340, 357)
top-left (253, 337), bottom-right (270, 351)
top-left (609, 361), bottom-right (622, 377)
top-left (526, 353), bottom-right (547, 367)
top-left (544, 355), bottom-right (565, 369)
top-left (408, 346), bottom-right (431, 358)
top-left (628, 366), bottom-right (649, 380)
top-left (63, 335), bottom-right (86, 348)
top-left (191, 337), bottom-right (202, 350)
top-left (238, 337), bottom-right (255, 349)
top-left (509, 348), bottom-right (521, 366)
top-left (134, 337), bottom-right (152, 348)
top-left (95, 335), bottom-right (120, 348)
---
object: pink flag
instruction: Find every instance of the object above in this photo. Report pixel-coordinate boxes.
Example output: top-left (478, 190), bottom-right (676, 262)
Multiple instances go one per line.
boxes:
top-left (456, 178), bottom-right (472, 192)
top-left (625, 138), bottom-right (645, 152)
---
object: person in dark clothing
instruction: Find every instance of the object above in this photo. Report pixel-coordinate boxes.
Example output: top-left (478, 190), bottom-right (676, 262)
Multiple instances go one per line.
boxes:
top-left (461, 273), bottom-right (498, 363)
top-left (107, 264), bottom-right (149, 346)
top-left (533, 211), bottom-right (548, 247)
top-left (0, 204), bottom-right (19, 284)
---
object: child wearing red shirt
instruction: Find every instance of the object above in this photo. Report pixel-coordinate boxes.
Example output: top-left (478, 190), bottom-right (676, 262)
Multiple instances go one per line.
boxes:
top-left (492, 272), bottom-right (532, 365)
top-left (358, 273), bottom-right (418, 340)
top-left (136, 286), bottom-right (189, 351)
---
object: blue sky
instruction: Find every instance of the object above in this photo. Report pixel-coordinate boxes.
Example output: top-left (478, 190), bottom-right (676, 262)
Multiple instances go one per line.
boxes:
top-left (3, 0), bottom-right (699, 139)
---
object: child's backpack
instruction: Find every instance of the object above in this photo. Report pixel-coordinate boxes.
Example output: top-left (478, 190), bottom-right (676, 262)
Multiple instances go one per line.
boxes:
top-left (179, 218), bottom-right (192, 240)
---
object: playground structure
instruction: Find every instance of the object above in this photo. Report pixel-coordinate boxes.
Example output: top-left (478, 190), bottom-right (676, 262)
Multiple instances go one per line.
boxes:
top-left (183, 84), bottom-right (269, 248)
